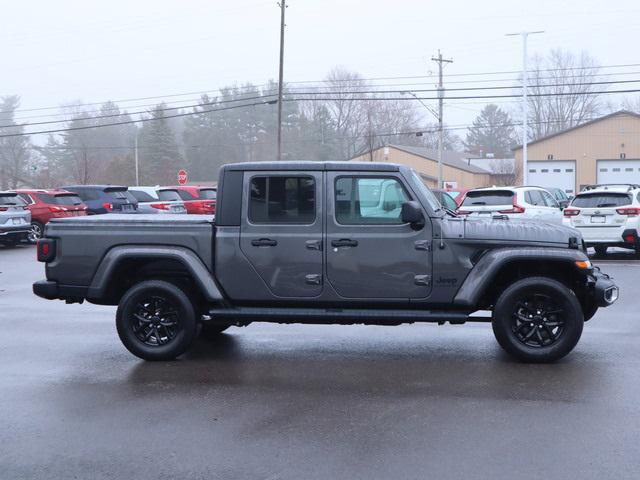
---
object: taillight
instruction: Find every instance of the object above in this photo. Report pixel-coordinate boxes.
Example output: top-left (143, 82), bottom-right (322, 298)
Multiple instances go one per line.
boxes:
top-left (48, 206), bottom-right (65, 213)
top-left (564, 208), bottom-right (580, 217)
top-left (37, 238), bottom-right (56, 262)
top-left (0, 207), bottom-right (6, 212)
top-left (102, 202), bottom-right (113, 211)
top-left (616, 207), bottom-right (640, 216)
top-left (498, 196), bottom-right (525, 214)
top-left (150, 203), bottom-right (170, 210)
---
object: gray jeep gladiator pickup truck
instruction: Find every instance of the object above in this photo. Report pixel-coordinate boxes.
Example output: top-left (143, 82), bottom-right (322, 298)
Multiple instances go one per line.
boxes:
top-left (33, 162), bottom-right (619, 362)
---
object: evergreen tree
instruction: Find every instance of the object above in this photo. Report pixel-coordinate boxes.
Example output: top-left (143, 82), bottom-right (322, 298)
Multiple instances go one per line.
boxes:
top-left (138, 103), bottom-right (183, 185)
top-left (464, 104), bottom-right (517, 157)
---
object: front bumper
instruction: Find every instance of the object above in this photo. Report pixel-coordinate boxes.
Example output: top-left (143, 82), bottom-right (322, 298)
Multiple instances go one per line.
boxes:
top-left (588, 269), bottom-right (619, 307)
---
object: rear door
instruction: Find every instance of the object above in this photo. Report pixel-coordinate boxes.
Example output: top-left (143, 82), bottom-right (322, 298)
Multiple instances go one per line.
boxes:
top-left (569, 192), bottom-right (632, 228)
top-left (239, 171), bottom-right (323, 298)
top-left (539, 189), bottom-right (563, 224)
top-left (326, 172), bottom-right (432, 300)
top-left (460, 190), bottom-right (514, 216)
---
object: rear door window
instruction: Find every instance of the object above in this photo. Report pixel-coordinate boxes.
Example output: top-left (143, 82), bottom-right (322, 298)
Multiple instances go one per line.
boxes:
top-left (525, 190), bottom-right (544, 206)
top-left (462, 190), bottom-right (514, 206)
top-left (540, 190), bottom-right (559, 208)
top-left (249, 176), bottom-right (316, 224)
top-left (572, 193), bottom-right (632, 208)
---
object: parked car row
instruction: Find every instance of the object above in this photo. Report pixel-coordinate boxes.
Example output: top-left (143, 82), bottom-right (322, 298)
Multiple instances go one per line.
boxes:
top-left (0, 184), bottom-right (216, 245)
top-left (434, 183), bottom-right (640, 256)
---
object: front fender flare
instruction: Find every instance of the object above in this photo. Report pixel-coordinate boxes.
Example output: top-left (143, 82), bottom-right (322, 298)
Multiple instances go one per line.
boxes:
top-left (453, 247), bottom-right (589, 308)
top-left (87, 245), bottom-right (224, 302)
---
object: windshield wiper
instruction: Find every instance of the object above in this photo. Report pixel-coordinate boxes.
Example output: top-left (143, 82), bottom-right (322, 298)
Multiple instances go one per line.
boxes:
top-left (596, 203), bottom-right (617, 208)
top-left (470, 201), bottom-right (486, 205)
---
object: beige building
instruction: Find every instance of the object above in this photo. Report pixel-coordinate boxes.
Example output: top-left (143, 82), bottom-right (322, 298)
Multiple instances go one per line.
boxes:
top-left (514, 110), bottom-right (640, 195)
top-left (351, 144), bottom-right (493, 189)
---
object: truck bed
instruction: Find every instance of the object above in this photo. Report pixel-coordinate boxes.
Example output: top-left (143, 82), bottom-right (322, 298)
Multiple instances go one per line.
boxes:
top-left (44, 214), bottom-right (215, 286)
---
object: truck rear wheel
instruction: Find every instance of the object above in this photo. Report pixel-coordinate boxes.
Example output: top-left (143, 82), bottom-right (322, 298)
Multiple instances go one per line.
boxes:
top-left (116, 280), bottom-right (198, 361)
top-left (492, 277), bottom-right (584, 363)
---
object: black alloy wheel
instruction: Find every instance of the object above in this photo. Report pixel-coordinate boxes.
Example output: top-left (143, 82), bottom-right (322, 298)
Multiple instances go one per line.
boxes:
top-left (131, 295), bottom-right (181, 347)
top-left (116, 280), bottom-right (198, 361)
top-left (512, 294), bottom-right (564, 348)
top-left (492, 277), bottom-right (584, 363)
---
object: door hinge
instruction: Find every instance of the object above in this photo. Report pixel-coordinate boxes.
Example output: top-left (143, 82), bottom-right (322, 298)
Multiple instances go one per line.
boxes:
top-left (305, 274), bottom-right (322, 285)
top-left (414, 240), bottom-right (431, 251)
top-left (414, 274), bottom-right (431, 286)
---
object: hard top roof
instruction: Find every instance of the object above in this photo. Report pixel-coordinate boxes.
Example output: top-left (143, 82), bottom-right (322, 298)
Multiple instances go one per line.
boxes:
top-left (222, 161), bottom-right (399, 172)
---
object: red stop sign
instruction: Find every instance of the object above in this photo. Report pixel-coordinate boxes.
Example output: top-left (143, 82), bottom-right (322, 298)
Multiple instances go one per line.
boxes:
top-left (177, 169), bottom-right (188, 185)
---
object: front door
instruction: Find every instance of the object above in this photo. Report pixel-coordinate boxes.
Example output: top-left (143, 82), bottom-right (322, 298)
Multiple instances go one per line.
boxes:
top-left (240, 171), bottom-right (323, 298)
top-left (326, 173), bottom-right (432, 300)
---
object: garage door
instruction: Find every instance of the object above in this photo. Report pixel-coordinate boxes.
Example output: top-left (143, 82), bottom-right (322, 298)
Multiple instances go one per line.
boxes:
top-left (527, 160), bottom-right (576, 195)
top-left (597, 159), bottom-right (640, 185)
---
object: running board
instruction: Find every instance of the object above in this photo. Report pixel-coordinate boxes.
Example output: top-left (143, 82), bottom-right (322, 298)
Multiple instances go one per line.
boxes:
top-left (206, 306), bottom-right (492, 326)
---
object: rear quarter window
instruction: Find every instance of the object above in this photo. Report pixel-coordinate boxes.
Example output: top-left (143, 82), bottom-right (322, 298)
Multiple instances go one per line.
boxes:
top-left (572, 193), bottom-right (632, 208)
top-left (462, 190), bottom-right (514, 206)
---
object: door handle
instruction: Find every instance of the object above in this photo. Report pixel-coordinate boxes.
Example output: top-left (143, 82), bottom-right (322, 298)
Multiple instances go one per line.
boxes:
top-left (331, 238), bottom-right (358, 248)
top-left (305, 240), bottom-right (322, 250)
top-left (251, 238), bottom-right (277, 247)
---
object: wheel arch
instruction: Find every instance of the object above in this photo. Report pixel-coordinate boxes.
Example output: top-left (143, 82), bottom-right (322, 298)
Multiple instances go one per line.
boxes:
top-left (87, 246), bottom-right (224, 305)
top-left (454, 248), bottom-right (591, 310)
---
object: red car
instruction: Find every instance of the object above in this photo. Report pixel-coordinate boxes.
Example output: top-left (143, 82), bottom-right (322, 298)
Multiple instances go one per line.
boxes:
top-left (13, 189), bottom-right (87, 243)
top-left (162, 186), bottom-right (216, 214)
top-left (444, 188), bottom-right (469, 206)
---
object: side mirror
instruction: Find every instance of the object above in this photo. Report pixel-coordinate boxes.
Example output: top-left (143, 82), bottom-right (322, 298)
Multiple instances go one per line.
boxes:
top-left (401, 201), bottom-right (425, 229)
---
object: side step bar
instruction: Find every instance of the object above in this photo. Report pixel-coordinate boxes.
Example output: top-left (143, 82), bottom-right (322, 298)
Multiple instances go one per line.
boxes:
top-left (206, 306), bottom-right (492, 326)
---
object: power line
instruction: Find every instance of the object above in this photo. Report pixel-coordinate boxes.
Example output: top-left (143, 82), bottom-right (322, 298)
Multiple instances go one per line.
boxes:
top-left (0, 99), bottom-right (277, 139)
top-left (5, 78), bottom-right (640, 129)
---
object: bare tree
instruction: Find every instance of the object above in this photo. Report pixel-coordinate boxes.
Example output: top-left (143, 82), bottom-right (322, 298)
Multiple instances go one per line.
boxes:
top-left (489, 158), bottom-right (518, 186)
top-left (526, 49), bottom-right (603, 140)
top-left (622, 96), bottom-right (640, 114)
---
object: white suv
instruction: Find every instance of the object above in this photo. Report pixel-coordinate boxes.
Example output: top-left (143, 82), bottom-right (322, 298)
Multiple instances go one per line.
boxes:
top-left (457, 186), bottom-right (563, 224)
top-left (562, 184), bottom-right (640, 256)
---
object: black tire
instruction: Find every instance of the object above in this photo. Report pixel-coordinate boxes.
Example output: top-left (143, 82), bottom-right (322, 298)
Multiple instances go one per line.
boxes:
top-left (492, 277), bottom-right (584, 363)
top-left (200, 322), bottom-right (231, 339)
top-left (116, 280), bottom-right (198, 361)
top-left (28, 221), bottom-right (44, 244)
top-left (594, 245), bottom-right (607, 257)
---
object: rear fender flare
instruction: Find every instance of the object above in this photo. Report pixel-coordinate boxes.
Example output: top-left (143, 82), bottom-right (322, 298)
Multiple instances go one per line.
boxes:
top-left (87, 246), bottom-right (224, 302)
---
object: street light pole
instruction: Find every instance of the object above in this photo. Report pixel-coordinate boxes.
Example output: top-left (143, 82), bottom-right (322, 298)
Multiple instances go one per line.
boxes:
top-left (506, 30), bottom-right (544, 185)
top-left (276, 0), bottom-right (287, 161)
top-left (431, 50), bottom-right (453, 189)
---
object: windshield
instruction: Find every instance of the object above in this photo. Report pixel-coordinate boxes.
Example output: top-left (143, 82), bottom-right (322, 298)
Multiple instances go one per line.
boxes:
top-left (462, 190), bottom-right (514, 206)
top-left (572, 193), bottom-right (631, 208)
top-left (409, 169), bottom-right (442, 213)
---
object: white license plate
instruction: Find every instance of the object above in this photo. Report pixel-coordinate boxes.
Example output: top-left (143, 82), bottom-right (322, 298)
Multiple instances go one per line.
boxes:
top-left (12, 218), bottom-right (22, 225)
top-left (173, 207), bottom-right (186, 213)
top-left (590, 215), bottom-right (606, 223)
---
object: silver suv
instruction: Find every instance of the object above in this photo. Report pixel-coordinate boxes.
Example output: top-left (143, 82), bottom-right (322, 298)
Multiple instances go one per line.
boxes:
top-left (0, 192), bottom-right (31, 246)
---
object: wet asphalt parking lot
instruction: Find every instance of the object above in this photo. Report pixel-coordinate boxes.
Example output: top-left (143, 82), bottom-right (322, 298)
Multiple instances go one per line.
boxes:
top-left (1, 245), bottom-right (639, 480)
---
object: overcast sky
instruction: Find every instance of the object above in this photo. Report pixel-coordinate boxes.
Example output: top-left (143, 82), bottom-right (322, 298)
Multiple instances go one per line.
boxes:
top-left (3, 0), bottom-right (640, 139)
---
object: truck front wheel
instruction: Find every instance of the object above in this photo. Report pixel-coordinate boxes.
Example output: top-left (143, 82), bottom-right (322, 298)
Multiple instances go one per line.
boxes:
top-left (492, 277), bottom-right (584, 363)
top-left (116, 280), bottom-right (198, 361)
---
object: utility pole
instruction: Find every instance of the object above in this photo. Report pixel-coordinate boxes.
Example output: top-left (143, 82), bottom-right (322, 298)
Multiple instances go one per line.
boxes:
top-left (431, 50), bottom-right (453, 189)
top-left (134, 131), bottom-right (139, 186)
top-left (506, 30), bottom-right (544, 185)
top-left (276, 0), bottom-right (287, 161)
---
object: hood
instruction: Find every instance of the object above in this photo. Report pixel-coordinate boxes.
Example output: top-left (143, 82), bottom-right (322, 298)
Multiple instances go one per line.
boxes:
top-left (441, 217), bottom-right (582, 247)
